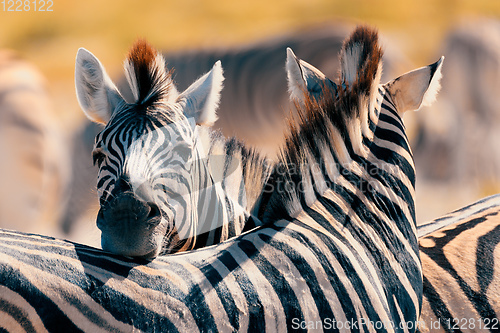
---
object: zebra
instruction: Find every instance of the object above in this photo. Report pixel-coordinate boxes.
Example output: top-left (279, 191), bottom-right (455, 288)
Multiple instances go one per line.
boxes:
top-left (0, 25), bottom-right (442, 332)
top-left (1, 200), bottom-right (497, 333)
top-left (412, 19), bottom-right (500, 222)
top-left (0, 50), bottom-right (70, 235)
top-left (2, 200), bottom-right (499, 333)
top-left (417, 194), bottom-right (500, 333)
top-left (287, 42), bottom-right (500, 333)
top-left (75, 40), bottom-right (271, 258)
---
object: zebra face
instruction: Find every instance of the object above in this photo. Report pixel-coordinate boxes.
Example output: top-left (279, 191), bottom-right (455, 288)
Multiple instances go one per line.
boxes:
top-left (75, 41), bottom-right (224, 258)
top-left (92, 112), bottom-right (198, 258)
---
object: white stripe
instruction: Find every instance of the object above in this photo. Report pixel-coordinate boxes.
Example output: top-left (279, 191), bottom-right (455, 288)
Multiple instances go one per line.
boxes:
top-left (393, 296), bottom-right (410, 333)
top-left (0, 285), bottom-right (49, 333)
top-left (223, 232), bottom-right (287, 332)
top-left (0, 254), bottom-right (134, 333)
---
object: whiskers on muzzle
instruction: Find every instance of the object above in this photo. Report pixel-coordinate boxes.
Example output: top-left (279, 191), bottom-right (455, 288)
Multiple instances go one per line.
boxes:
top-left (97, 191), bottom-right (164, 258)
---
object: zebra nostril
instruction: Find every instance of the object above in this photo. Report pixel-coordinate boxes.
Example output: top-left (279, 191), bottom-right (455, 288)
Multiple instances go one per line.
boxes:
top-left (96, 209), bottom-right (105, 229)
top-left (147, 203), bottom-right (161, 221)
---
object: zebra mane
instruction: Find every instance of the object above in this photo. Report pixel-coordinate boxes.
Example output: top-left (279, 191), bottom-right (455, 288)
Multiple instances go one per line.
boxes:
top-left (261, 26), bottom-right (384, 220)
top-left (124, 40), bottom-right (176, 106)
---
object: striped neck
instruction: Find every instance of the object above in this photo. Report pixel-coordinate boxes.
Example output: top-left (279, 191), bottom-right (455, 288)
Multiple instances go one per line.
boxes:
top-left (260, 84), bottom-right (416, 229)
top-left (169, 128), bottom-right (264, 252)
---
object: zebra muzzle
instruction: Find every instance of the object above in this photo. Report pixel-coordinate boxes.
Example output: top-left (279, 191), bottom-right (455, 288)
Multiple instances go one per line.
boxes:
top-left (97, 193), bottom-right (161, 231)
top-left (96, 192), bottom-right (164, 257)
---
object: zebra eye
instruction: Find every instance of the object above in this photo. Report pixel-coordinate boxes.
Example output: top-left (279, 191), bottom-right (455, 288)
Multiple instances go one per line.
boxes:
top-left (92, 149), bottom-right (106, 167)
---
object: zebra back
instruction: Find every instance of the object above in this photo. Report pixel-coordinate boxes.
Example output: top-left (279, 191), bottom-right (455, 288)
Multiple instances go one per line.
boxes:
top-left (418, 194), bottom-right (500, 333)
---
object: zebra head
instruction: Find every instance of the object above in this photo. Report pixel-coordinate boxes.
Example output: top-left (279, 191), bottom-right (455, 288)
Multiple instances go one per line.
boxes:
top-left (285, 27), bottom-right (444, 165)
top-left (75, 41), bottom-right (224, 258)
top-left (286, 29), bottom-right (444, 122)
top-left (267, 26), bottom-right (444, 221)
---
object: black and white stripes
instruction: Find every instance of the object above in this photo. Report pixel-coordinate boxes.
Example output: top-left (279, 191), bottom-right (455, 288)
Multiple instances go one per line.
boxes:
top-left (418, 194), bottom-right (500, 333)
top-left (75, 40), bottom-right (270, 257)
top-left (0, 26), bottom-right (448, 332)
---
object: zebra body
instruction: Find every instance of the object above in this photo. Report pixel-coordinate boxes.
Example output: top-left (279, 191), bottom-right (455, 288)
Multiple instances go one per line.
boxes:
top-left (418, 194), bottom-right (500, 333)
top-left (1, 197), bottom-right (498, 333)
top-left (75, 41), bottom-right (270, 257)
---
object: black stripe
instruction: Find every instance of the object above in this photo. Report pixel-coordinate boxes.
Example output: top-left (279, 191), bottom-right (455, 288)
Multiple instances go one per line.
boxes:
top-left (476, 223), bottom-right (500, 293)
top-left (420, 212), bottom-right (500, 329)
top-left (379, 112), bottom-right (405, 135)
top-left (422, 275), bottom-right (460, 333)
top-left (0, 298), bottom-right (38, 333)
top-left (237, 238), bottom-right (305, 331)
top-left (218, 249), bottom-right (266, 331)
top-left (374, 127), bottom-right (411, 156)
top-left (0, 264), bottom-right (84, 333)
top-left (199, 263), bottom-right (240, 331)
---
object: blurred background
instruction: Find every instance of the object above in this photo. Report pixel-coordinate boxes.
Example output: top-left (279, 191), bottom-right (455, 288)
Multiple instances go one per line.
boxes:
top-left (1, 0), bottom-right (500, 247)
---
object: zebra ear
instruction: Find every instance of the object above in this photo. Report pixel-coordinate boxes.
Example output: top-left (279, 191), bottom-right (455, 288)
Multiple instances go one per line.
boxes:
top-left (178, 60), bottom-right (224, 127)
top-left (286, 48), bottom-right (333, 103)
top-left (75, 48), bottom-right (124, 124)
top-left (384, 56), bottom-right (444, 114)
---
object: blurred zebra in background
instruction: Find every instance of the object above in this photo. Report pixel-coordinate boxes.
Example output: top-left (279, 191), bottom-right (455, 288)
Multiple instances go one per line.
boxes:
top-left (414, 19), bottom-right (500, 221)
top-left (0, 50), bottom-right (70, 236)
top-left (0, 25), bottom-right (439, 332)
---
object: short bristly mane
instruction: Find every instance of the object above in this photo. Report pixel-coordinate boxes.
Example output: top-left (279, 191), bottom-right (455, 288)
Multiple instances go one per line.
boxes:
top-left (124, 39), bottom-right (176, 106)
top-left (340, 26), bottom-right (383, 147)
top-left (261, 26), bottom-right (385, 221)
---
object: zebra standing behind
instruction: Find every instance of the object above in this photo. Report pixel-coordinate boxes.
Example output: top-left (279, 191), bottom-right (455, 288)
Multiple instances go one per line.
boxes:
top-left (75, 41), bottom-right (270, 258)
top-left (417, 194), bottom-right (500, 333)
